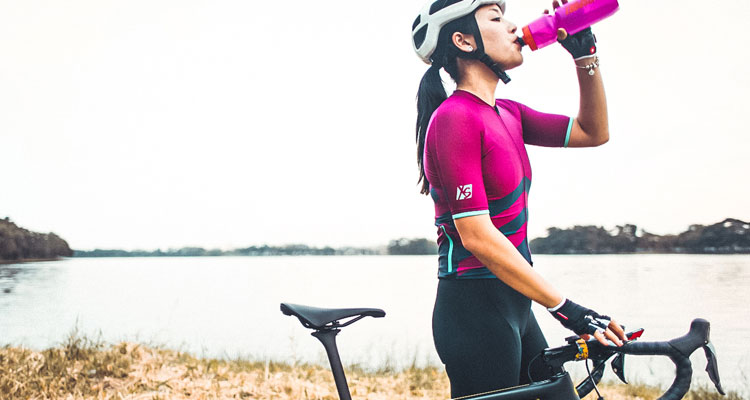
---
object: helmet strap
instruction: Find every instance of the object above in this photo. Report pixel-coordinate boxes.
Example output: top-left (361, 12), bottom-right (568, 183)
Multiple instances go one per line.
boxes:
top-left (477, 52), bottom-right (511, 84)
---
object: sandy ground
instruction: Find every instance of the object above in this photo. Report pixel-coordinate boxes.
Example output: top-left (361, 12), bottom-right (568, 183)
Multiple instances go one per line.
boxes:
top-left (0, 342), bottom-right (733, 400)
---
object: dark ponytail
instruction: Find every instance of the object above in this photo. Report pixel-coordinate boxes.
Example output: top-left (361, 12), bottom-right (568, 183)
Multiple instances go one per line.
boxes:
top-left (416, 64), bottom-right (447, 195)
top-left (415, 8), bottom-right (475, 196)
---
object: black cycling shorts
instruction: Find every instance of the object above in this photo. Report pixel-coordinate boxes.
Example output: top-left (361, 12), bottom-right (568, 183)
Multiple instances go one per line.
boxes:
top-left (432, 278), bottom-right (553, 398)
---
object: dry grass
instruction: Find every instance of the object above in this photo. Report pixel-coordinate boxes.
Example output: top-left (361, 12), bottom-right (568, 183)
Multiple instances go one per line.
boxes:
top-left (0, 333), bottom-right (743, 399)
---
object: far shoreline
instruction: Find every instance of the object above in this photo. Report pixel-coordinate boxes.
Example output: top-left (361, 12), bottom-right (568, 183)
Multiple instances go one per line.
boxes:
top-left (4, 253), bottom-right (750, 266)
top-left (0, 257), bottom-right (64, 265)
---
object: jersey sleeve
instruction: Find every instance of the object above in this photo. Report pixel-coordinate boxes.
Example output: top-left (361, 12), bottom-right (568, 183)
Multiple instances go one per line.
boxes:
top-left (515, 101), bottom-right (574, 148)
top-left (429, 107), bottom-right (490, 219)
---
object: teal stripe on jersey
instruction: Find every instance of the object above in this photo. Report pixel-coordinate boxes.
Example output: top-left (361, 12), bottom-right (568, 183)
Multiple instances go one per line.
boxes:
top-left (564, 118), bottom-right (574, 147)
top-left (452, 210), bottom-right (490, 220)
top-left (488, 177), bottom-right (530, 217)
top-left (517, 238), bottom-right (532, 264)
top-left (498, 208), bottom-right (527, 235)
top-left (440, 225), bottom-right (454, 273)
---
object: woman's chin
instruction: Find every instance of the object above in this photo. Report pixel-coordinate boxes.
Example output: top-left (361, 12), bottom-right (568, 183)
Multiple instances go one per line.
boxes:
top-left (505, 57), bottom-right (523, 71)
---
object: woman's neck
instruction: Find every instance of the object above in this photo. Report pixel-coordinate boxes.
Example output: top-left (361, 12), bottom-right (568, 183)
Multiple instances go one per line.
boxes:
top-left (455, 60), bottom-right (501, 106)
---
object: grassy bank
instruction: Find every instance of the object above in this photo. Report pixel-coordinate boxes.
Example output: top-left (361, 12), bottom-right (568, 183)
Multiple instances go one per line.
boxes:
top-left (0, 334), bottom-right (741, 399)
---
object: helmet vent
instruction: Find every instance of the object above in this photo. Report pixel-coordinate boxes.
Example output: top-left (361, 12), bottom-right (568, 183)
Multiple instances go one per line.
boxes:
top-left (430, 0), bottom-right (461, 15)
top-left (429, 0), bottom-right (446, 15)
top-left (412, 15), bottom-right (421, 30)
top-left (414, 26), bottom-right (428, 49)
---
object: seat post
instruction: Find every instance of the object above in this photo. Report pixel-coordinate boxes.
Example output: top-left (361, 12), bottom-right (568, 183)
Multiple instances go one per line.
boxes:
top-left (311, 329), bottom-right (352, 400)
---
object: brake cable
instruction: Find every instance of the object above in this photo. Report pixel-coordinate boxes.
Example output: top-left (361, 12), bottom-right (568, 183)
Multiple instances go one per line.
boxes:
top-left (574, 338), bottom-right (604, 399)
top-left (526, 352), bottom-right (543, 382)
top-left (585, 359), bottom-right (604, 400)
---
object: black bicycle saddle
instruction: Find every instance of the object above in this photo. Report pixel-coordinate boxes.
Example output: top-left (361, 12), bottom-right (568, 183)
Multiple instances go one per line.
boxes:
top-left (280, 303), bottom-right (385, 330)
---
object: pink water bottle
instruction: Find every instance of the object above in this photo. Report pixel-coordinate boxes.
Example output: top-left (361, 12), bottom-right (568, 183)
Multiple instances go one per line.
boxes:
top-left (520, 0), bottom-right (619, 51)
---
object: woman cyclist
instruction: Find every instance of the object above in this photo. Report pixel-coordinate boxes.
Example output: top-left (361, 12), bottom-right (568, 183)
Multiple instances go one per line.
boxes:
top-left (412, 0), bottom-right (628, 397)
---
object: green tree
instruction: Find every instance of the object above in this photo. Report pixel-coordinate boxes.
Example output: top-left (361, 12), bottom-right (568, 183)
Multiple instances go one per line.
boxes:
top-left (387, 238), bottom-right (437, 255)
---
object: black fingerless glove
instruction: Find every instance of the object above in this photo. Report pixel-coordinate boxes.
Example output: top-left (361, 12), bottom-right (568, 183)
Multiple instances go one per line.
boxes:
top-left (549, 299), bottom-right (611, 336)
top-left (559, 27), bottom-right (597, 59)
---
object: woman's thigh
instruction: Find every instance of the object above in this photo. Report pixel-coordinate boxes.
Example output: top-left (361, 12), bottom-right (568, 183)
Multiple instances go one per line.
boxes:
top-left (432, 279), bottom-right (536, 398)
top-left (519, 309), bottom-right (552, 384)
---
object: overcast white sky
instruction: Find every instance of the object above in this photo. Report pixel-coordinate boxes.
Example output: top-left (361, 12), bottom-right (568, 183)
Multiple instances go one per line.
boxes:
top-left (1, 0), bottom-right (749, 251)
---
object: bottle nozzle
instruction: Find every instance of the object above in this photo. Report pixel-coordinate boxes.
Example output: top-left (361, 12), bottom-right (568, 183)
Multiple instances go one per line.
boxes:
top-left (516, 36), bottom-right (527, 48)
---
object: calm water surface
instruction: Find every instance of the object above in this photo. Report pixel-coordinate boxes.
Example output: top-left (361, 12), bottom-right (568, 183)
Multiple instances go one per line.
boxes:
top-left (1, 255), bottom-right (748, 394)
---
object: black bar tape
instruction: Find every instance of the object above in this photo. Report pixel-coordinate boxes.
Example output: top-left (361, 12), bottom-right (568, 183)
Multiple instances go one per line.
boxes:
top-left (618, 342), bottom-right (693, 400)
top-left (659, 355), bottom-right (693, 400)
top-left (618, 341), bottom-right (673, 356)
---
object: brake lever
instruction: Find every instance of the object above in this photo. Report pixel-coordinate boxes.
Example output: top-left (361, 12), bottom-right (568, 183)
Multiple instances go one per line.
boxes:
top-left (611, 354), bottom-right (627, 384)
top-left (608, 327), bottom-right (642, 385)
top-left (703, 341), bottom-right (726, 395)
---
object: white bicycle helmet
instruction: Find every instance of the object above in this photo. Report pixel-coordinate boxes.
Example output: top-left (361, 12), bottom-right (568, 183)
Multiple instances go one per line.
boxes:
top-left (412, 0), bottom-right (506, 64)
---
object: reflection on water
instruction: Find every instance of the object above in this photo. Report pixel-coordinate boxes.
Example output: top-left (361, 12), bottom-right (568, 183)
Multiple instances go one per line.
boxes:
top-left (0, 255), bottom-right (748, 394)
top-left (0, 264), bottom-right (28, 294)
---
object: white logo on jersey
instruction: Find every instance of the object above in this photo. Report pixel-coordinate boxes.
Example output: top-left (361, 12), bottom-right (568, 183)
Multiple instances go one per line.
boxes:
top-left (456, 184), bottom-right (473, 200)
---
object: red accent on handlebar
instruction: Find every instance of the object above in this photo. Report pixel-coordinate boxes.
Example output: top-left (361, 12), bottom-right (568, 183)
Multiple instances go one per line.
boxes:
top-left (627, 328), bottom-right (644, 341)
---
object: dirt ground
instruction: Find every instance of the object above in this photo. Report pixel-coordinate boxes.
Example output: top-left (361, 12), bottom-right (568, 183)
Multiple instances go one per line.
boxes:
top-left (0, 341), bottom-right (735, 400)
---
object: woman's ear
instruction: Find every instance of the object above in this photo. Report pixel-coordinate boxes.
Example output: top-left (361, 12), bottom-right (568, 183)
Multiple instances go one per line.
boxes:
top-left (452, 32), bottom-right (476, 54)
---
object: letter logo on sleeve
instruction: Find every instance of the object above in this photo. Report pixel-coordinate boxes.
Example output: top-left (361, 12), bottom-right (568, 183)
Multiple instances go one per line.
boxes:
top-left (456, 184), bottom-right (473, 200)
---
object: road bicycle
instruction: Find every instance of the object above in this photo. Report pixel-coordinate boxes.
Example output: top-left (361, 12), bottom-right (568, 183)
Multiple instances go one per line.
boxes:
top-left (280, 302), bottom-right (725, 400)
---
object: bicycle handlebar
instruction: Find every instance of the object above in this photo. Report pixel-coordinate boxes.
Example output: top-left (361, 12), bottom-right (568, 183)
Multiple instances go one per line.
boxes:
top-left (617, 340), bottom-right (694, 400)
top-left (615, 318), bottom-right (725, 400)
top-left (544, 318), bottom-right (725, 400)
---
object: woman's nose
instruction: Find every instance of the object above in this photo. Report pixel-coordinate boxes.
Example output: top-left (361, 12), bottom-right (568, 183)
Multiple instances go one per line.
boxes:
top-left (507, 20), bottom-right (517, 34)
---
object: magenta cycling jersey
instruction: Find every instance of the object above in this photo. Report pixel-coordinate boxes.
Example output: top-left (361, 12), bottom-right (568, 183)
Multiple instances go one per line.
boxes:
top-left (423, 90), bottom-right (573, 279)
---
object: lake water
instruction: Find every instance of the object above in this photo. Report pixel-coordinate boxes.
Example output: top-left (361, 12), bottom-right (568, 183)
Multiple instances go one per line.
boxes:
top-left (1, 255), bottom-right (748, 395)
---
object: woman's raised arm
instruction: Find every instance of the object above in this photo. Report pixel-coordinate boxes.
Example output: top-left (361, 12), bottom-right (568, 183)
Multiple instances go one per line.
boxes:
top-left (567, 54), bottom-right (609, 147)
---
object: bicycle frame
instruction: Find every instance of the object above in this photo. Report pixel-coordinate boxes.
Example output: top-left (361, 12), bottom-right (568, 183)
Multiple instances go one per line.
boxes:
top-left (452, 373), bottom-right (579, 400)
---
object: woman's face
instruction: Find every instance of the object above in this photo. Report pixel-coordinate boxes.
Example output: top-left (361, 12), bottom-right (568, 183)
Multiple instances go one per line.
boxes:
top-left (474, 4), bottom-right (523, 70)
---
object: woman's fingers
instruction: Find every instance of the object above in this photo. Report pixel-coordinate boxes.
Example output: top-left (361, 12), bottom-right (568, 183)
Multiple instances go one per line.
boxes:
top-left (593, 329), bottom-right (623, 347)
top-left (588, 319), bottom-right (628, 347)
top-left (609, 319), bottom-right (628, 341)
top-left (557, 28), bottom-right (568, 41)
top-left (604, 329), bottom-right (624, 346)
top-left (561, 0), bottom-right (569, 4)
top-left (552, 0), bottom-right (561, 10)
top-left (592, 330), bottom-right (609, 346)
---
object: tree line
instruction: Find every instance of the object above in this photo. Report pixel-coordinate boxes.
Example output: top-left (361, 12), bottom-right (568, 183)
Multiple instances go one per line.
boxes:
top-left (530, 218), bottom-right (750, 254)
top-left (0, 218), bottom-right (73, 261)
top-left (73, 244), bottom-right (383, 258)
top-left (7, 216), bottom-right (748, 261)
top-left (74, 239), bottom-right (439, 257)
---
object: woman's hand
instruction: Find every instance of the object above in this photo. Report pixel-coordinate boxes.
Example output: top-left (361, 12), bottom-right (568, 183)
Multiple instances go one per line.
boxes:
top-left (549, 299), bottom-right (627, 346)
top-left (544, 0), bottom-right (598, 59)
top-left (585, 318), bottom-right (627, 347)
